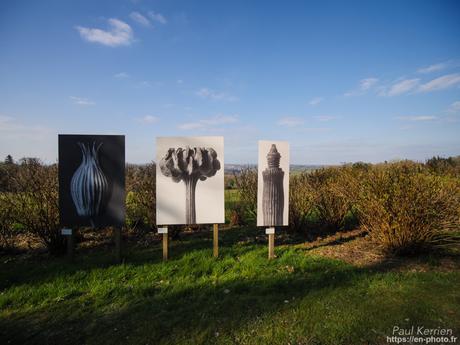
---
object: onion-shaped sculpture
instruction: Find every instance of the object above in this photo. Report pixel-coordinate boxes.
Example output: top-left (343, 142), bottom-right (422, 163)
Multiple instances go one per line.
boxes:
top-left (159, 147), bottom-right (221, 224)
top-left (262, 144), bottom-right (284, 226)
top-left (70, 142), bottom-right (109, 227)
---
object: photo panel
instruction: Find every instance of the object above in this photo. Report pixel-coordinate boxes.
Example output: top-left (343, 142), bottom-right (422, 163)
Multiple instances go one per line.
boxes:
top-left (58, 134), bottom-right (125, 228)
top-left (156, 136), bottom-right (224, 225)
top-left (257, 140), bottom-right (290, 227)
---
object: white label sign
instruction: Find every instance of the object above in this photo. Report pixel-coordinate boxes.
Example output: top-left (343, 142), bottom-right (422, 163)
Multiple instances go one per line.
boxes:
top-left (158, 227), bottom-right (168, 234)
top-left (265, 227), bottom-right (275, 234)
top-left (61, 228), bottom-right (73, 236)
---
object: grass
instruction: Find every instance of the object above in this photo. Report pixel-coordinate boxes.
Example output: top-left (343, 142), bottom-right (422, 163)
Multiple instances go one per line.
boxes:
top-left (0, 227), bottom-right (459, 345)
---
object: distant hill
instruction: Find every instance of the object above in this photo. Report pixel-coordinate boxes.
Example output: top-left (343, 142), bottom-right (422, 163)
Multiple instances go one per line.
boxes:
top-left (224, 164), bottom-right (328, 174)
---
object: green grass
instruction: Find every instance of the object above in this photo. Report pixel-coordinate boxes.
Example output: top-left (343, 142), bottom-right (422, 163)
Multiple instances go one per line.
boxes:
top-left (1, 227), bottom-right (459, 345)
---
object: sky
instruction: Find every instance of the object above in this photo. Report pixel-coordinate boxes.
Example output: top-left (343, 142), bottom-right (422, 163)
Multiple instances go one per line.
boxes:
top-left (1, 0), bottom-right (460, 165)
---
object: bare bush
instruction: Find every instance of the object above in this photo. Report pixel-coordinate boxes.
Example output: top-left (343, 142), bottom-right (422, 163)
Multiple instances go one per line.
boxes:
top-left (288, 173), bottom-right (315, 232)
top-left (5, 158), bottom-right (65, 255)
top-left (339, 161), bottom-right (460, 254)
top-left (126, 163), bottom-right (156, 232)
top-left (308, 167), bottom-right (354, 231)
top-left (234, 168), bottom-right (257, 223)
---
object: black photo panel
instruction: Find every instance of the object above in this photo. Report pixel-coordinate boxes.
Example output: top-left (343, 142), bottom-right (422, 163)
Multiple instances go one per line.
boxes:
top-left (58, 134), bottom-right (125, 228)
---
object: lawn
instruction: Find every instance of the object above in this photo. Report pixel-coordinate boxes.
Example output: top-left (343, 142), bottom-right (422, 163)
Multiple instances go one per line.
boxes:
top-left (0, 226), bottom-right (459, 345)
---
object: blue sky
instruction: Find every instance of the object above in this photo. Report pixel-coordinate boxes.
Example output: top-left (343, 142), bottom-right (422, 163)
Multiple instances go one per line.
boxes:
top-left (1, 0), bottom-right (459, 164)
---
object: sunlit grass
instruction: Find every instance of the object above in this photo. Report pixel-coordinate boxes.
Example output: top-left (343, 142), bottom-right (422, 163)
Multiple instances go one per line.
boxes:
top-left (0, 226), bottom-right (459, 345)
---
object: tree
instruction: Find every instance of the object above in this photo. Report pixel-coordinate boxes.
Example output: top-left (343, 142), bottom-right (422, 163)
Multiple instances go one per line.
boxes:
top-left (4, 155), bottom-right (14, 164)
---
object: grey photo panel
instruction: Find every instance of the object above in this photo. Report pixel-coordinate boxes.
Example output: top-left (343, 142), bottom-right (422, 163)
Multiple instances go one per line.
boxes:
top-left (156, 136), bottom-right (225, 225)
top-left (257, 140), bottom-right (290, 227)
top-left (58, 134), bottom-right (125, 228)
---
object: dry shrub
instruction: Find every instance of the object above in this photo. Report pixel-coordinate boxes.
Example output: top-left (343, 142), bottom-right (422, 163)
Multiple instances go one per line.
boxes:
top-left (289, 173), bottom-right (315, 232)
top-left (341, 161), bottom-right (460, 254)
top-left (5, 158), bottom-right (65, 255)
top-left (0, 195), bottom-right (18, 251)
top-left (126, 163), bottom-right (156, 232)
top-left (234, 168), bottom-right (257, 223)
top-left (309, 167), bottom-right (355, 231)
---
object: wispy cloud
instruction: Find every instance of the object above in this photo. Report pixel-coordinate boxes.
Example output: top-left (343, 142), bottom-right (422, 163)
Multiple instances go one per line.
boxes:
top-left (309, 97), bottom-right (323, 106)
top-left (313, 115), bottom-right (338, 122)
top-left (448, 100), bottom-right (460, 113)
top-left (70, 96), bottom-right (94, 106)
top-left (396, 116), bottom-right (437, 121)
top-left (148, 11), bottom-right (167, 24)
top-left (178, 123), bottom-right (204, 130)
top-left (418, 73), bottom-right (460, 93)
top-left (138, 115), bottom-right (159, 124)
top-left (344, 77), bottom-right (379, 96)
top-left (0, 116), bottom-right (53, 140)
top-left (381, 78), bottom-right (420, 96)
top-left (196, 88), bottom-right (238, 101)
top-left (179, 114), bottom-right (238, 130)
top-left (76, 19), bottom-right (134, 47)
top-left (277, 117), bottom-right (304, 127)
top-left (114, 72), bottom-right (130, 79)
top-left (417, 61), bottom-right (449, 74)
top-left (130, 12), bottom-right (151, 27)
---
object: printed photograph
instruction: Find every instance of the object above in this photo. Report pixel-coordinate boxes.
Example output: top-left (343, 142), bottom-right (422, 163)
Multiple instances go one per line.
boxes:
top-left (58, 134), bottom-right (125, 228)
top-left (257, 140), bottom-right (290, 226)
top-left (156, 136), bottom-right (224, 225)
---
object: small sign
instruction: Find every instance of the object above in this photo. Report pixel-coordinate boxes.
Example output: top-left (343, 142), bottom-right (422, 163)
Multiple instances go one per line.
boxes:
top-left (265, 227), bottom-right (275, 234)
top-left (158, 227), bottom-right (168, 234)
top-left (61, 228), bottom-right (73, 236)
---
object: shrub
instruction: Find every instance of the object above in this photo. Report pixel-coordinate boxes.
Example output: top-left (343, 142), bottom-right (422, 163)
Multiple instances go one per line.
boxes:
top-left (125, 163), bottom-right (156, 232)
top-left (308, 167), bottom-right (355, 231)
top-left (341, 161), bottom-right (460, 254)
top-left (5, 158), bottom-right (65, 255)
top-left (234, 168), bottom-right (257, 223)
top-left (288, 172), bottom-right (315, 232)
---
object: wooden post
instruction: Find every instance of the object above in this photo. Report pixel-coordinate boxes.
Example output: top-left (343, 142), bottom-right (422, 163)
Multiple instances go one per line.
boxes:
top-left (114, 227), bottom-right (122, 264)
top-left (266, 227), bottom-right (275, 259)
top-left (67, 231), bottom-right (74, 261)
top-left (159, 227), bottom-right (168, 261)
top-left (213, 224), bottom-right (219, 258)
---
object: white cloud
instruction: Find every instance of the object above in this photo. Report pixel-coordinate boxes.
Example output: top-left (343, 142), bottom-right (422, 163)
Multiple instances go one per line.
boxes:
top-left (448, 101), bottom-right (460, 113)
top-left (139, 115), bottom-right (159, 124)
top-left (313, 115), bottom-right (337, 122)
top-left (309, 97), bottom-right (323, 106)
top-left (201, 114), bottom-right (239, 125)
top-left (360, 78), bottom-right (379, 90)
top-left (178, 114), bottom-right (239, 130)
top-left (70, 96), bottom-right (94, 106)
top-left (196, 88), bottom-right (238, 101)
top-left (130, 12), bottom-right (151, 27)
top-left (383, 78), bottom-right (420, 96)
top-left (114, 72), bottom-right (130, 79)
top-left (344, 77), bottom-right (378, 96)
top-left (396, 116), bottom-right (437, 121)
top-left (418, 73), bottom-right (460, 93)
top-left (178, 123), bottom-right (204, 130)
top-left (417, 62), bottom-right (448, 74)
top-left (277, 117), bottom-right (304, 127)
top-left (148, 11), bottom-right (167, 24)
top-left (76, 19), bottom-right (134, 47)
top-left (177, 79), bottom-right (183, 84)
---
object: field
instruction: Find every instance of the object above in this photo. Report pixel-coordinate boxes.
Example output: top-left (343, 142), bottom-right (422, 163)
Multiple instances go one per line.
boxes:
top-left (1, 226), bottom-right (459, 345)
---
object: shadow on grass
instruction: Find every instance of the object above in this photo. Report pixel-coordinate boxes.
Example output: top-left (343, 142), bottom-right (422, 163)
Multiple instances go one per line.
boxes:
top-left (1, 247), bottom-right (458, 345)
